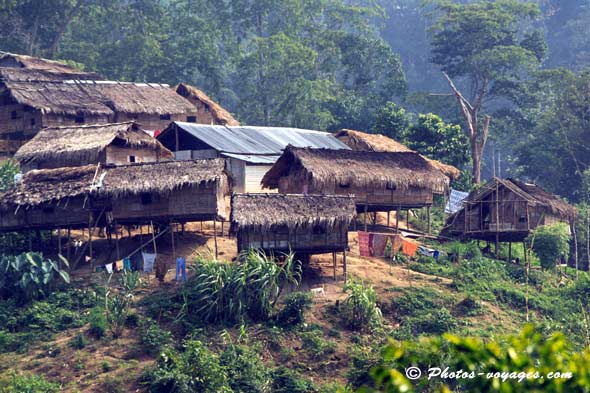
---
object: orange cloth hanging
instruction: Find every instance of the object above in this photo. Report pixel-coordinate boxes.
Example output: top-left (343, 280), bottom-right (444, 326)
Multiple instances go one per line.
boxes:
top-left (401, 239), bottom-right (418, 257)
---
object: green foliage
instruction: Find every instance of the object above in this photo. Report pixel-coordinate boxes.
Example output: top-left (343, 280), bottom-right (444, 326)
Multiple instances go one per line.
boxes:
top-left (0, 160), bottom-right (18, 192)
top-left (372, 102), bottom-right (410, 139)
top-left (184, 250), bottom-right (301, 325)
top-left (369, 325), bottom-right (590, 392)
top-left (405, 113), bottom-right (469, 168)
top-left (140, 321), bottom-right (172, 355)
top-left (341, 278), bottom-right (382, 331)
top-left (0, 372), bottom-right (59, 393)
top-left (219, 344), bottom-right (271, 393)
top-left (141, 340), bottom-right (231, 393)
top-left (0, 252), bottom-right (70, 301)
top-left (69, 333), bottom-right (88, 349)
top-left (300, 329), bottom-right (336, 360)
top-left (528, 223), bottom-right (571, 270)
top-left (276, 291), bottom-right (313, 327)
top-left (87, 307), bottom-right (107, 339)
top-left (270, 366), bottom-right (316, 393)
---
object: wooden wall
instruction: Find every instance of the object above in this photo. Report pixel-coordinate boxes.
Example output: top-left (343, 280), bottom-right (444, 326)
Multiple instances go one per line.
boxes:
top-left (0, 198), bottom-right (90, 232)
top-left (105, 146), bottom-right (162, 165)
top-left (180, 94), bottom-right (222, 125)
top-left (237, 224), bottom-right (348, 254)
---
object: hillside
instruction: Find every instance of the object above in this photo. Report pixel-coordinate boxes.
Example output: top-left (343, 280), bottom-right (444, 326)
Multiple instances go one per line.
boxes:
top-left (1, 218), bottom-right (587, 392)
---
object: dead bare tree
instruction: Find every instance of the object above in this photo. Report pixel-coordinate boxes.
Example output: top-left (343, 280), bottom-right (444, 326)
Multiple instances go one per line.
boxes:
top-left (442, 72), bottom-right (491, 184)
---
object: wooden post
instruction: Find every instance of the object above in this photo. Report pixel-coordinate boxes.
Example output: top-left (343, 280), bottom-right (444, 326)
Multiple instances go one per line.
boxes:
top-left (115, 223), bottom-right (120, 260)
top-left (221, 220), bottom-right (225, 237)
top-left (523, 241), bottom-right (527, 265)
top-left (387, 211), bottom-right (390, 227)
top-left (364, 204), bottom-right (368, 232)
top-left (495, 233), bottom-right (499, 258)
top-left (396, 207), bottom-right (400, 231)
top-left (150, 221), bottom-right (158, 254)
top-left (88, 214), bottom-right (93, 269)
top-left (170, 222), bottom-right (176, 261)
top-left (572, 219), bottom-right (578, 279)
top-left (343, 249), bottom-right (347, 283)
top-left (213, 218), bottom-right (218, 260)
top-left (58, 228), bottom-right (62, 256)
top-left (332, 252), bottom-right (337, 281)
top-left (406, 209), bottom-right (410, 230)
top-left (508, 242), bottom-right (512, 263)
top-left (67, 227), bottom-right (71, 262)
top-left (427, 206), bottom-right (431, 234)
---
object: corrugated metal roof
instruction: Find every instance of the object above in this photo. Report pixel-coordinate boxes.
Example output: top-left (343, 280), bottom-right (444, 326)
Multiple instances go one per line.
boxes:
top-left (171, 122), bottom-right (350, 155)
top-left (221, 152), bottom-right (281, 164)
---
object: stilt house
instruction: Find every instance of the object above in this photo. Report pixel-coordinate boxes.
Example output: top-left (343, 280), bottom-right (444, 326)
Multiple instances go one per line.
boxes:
top-left (231, 193), bottom-right (356, 255)
top-left (14, 122), bottom-right (173, 171)
top-left (157, 122), bottom-right (349, 193)
top-left (335, 129), bottom-right (460, 180)
top-left (442, 178), bottom-right (576, 242)
top-left (175, 83), bottom-right (240, 126)
top-left (261, 146), bottom-right (449, 213)
top-left (0, 159), bottom-right (230, 232)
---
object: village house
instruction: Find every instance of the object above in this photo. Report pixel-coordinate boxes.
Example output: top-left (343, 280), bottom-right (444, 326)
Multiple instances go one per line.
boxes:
top-left (0, 159), bottom-right (230, 233)
top-left (157, 122), bottom-right (349, 193)
top-left (334, 128), bottom-right (460, 180)
top-left (441, 178), bottom-right (576, 247)
top-left (14, 122), bottom-right (173, 171)
top-left (231, 193), bottom-right (356, 278)
top-left (0, 52), bottom-right (238, 157)
top-left (261, 146), bottom-right (449, 227)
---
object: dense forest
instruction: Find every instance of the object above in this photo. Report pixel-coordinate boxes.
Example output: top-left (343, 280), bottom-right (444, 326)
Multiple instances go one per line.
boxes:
top-left (1, 0), bottom-right (589, 199)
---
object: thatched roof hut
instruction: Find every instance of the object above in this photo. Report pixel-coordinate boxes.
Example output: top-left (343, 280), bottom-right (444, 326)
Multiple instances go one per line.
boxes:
top-left (442, 177), bottom-right (576, 243)
top-left (175, 83), bottom-right (239, 126)
top-left (231, 193), bottom-right (356, 232)
top-left (1, 79), bottom-right (197, 117)
top-left (14, 122), bottom-right (173, 170)
top-left (262, 146), bottom-right (449, 194)
top-left (231, 193), bottom-right (356, 255)
top-left (335, 129), bottom-right (461, 180)
top-left (0, 52), bottom-right (91, 74)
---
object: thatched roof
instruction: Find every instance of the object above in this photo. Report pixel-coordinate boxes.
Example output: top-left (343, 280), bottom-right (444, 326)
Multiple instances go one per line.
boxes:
top-left (175, 83), bottom-right (240, 126)
top-left (98, 159), bottom-right (228, 198)
top-left (334, 129), bottom-right (461, 180)
top-left (0, 52), bottom-right (102, 81)
top-left (261, 146), bottom-right (450, 193)
top-left (0, 159), bottom-right (228, 207)
top-left (0, 52), bottom-right (88, 74)
top-left (466, 178), bottom-right (576, 219)
top-left (14, 122), bottom-right (173, 166)
top-left (1, 79), bottom-right (197, 117)
top-left (0, 165), bottom-right (97, 207)
top-left (231, 193), bottom-right (356, 232)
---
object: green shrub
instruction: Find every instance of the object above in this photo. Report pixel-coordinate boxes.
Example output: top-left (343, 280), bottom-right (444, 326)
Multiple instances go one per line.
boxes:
top-left (69, 333), bottom-right (88, 349)
top-left (0, 253), bottom-right (70, 301)
top-left (101, 361), bottom-right (113, 373)
top-left (455, 296), bottom-right (483, 316)
top-left (0, 372), bottom-right (59, 393)
top-left (276, 291), bottom-right (313, 327)
top-left (300, 329), bottom-right (335, 359)
top-left (399, 307), bottom-right (457, 337)
top-left (220, 344), bottom-right (270, 393)
top-left (528, 223), bottom-right (571, 270)
top-left (341, 278), bottom-right (382, 330)
top-left (271, 366), bottom-right (316, 393)
top-left (88, 307), bottom-right (108, 338)
top-left (184, 250), bottom-right (301, 325)
top-left (140, 322), bottom-right (172, 355)
top-left (141, 340), bottom-right (231, 393)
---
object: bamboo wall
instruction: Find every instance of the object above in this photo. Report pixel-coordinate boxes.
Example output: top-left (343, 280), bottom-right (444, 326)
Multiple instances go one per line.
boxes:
top-left (237, 224), bottom-right (348, 254)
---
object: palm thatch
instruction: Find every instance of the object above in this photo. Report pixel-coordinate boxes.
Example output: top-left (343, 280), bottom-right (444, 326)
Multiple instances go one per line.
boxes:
top-left (0, 165), bottom-right (96, 207)
top-left (0, 52), bottom-right (90, 74)
top-left (98, 159), bottom-right (228, 198)
top-left (262, 146), bottom-right (450, 194)
top-left (0, 159), bottom-right (229, 207)
top-left (2, 79), bottom-right (197, 117)
top-left (14, 122), bottom-right (173, 166)
top-left (175, 83), bottom-right (240, 126)
top-left (231, 193), bottom-right (356, 232)
top-left (334, 129), bottom-right (461, 180)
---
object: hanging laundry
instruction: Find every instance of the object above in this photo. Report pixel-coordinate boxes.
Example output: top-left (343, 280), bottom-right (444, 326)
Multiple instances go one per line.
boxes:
top-left (105, 263), bottom-right (113, 274)
top-left (358, 231), bottom-right (373, 257)
top-left (142, 252), bottom-right (156, 273)
top-left (372, 234), bottom-right (388, 257)
top-left (401, 239), bottom-right (418, 257)
top-left (389, 234), bottom-right (403, 256)
top-left (176, 257), bottom-right (187, 282)
top-left (115, 260), bottom-right (124, 271)
top-left (123, 257), bottom-right (131, 271)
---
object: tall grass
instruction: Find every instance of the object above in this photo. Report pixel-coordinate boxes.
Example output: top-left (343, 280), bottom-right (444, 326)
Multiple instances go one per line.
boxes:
top-left (341, 278), bottom-right (382, 330)
top-left (184, 250), bottom-right (301, 324)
